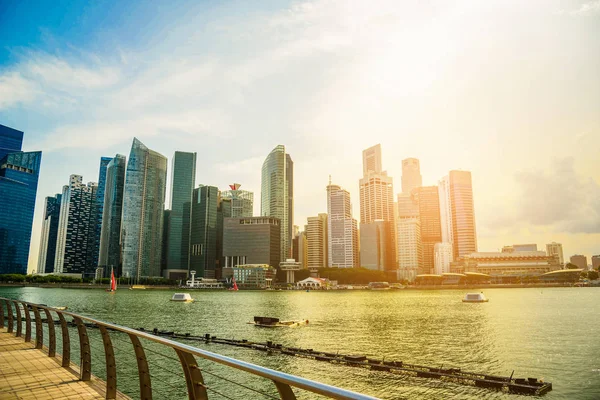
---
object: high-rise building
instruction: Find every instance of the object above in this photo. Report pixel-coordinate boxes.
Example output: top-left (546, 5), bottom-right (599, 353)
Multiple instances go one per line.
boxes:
top-left (360, 220), bottom-right (394, 271)
top-left (414, 186), bottom-right (442, 274)
top-left (223, 217), bottom-right (281, 268)
top-left (166, 151), bottom-right (197, 278)
top-left (261, 145), bottom-right (293, 261)
top-left (37, 194), bottom-right (62, 274)
top-left (401, 158), bottom-right (422, 194)
top-left (220, 184), bottom-right (253, 218)
top-left (569, 254), bottom-right (588, 270)
top-left (297, 231), bottom-right (308, 269)
top-left (190, 185), bottom-right (218, 278)
top-left (397, 193), bottom-right (419, 218)
top-left (362, 144), bottom-right (382, 176)
top-left (98, 154), bottom-right (126, 275)
top-left (438, 176), bottom-right (453, 245)
top-left (449, 170), bottom-right (477, 259)
top-left (327, 183), bottom-right (358, 268)
top-left (396, 218), bottom-right (422, 281)
top-left (90, 157), bottom-right (112, 271)
top-left (592, 255), bottom-right (600, 270)
top-left (545, 242), bottom-right (564, 266)
top-left (0, 125), bottom-right (41, 274)
top-left (434, 242), bottom-right (453, 275)
top-left (121, 138), bottom-right (167, 278)
top-left (54, 175), bottom-right (98, 276)
top-left (306, 213), bottom-right (328, 269)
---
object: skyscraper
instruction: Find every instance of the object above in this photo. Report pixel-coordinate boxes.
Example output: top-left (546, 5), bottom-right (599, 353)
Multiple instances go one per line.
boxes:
top-left (91, 157), bottom-right (112, 270)
top-left (261, 145), bottom-right (293, 261)
top-left (449, 170), bottom-right (477, 259)
top-left (166, 151), bottom-right (197, 278)
top-left (54, 175), bottom-right (98, 276)
top-left (396, 217), bottom-right (422, 281)
top-left (545, 242), bottom-right (564, 266)
top-left (190, 185), bottom-right (218, 278)
top-left (415, 186), bottom-right (442, 274)
top-left (121, 138), bottom-right (168, 278)
top-left (37, 194), bottom-right (62, 274)
top-left (401, 158), bottom-right (422, 194)
top-left (98, 154), bottom-right (126, 275)
top-left (438, 176), bottom-right (453, 245)
top-left (306, 213), bottom-right (328, 269)
top-left (360, 220), bottom-right (394, 271)
top-left (220, 184), bottom-right (253, 218)
top-left (0, 125), bottom-right (41, 274)
top-left (327, 183), bottom-right (358, 268)
top-left (223, 217), bottom-right (281, 268)
top-left (434, 242), bottom-right (453, 275)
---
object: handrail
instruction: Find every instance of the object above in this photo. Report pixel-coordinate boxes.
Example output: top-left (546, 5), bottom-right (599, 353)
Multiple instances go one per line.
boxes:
top-left (0, 297), bottom-right (379, 400)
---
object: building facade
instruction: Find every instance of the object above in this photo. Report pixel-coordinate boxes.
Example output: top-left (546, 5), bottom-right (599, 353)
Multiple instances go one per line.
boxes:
top-left (451, 251), bottom-right (561, 277)
top-left (306, 213), bottom-right (328, 269)
top-left (401, 158), bottom-right (422, 194)
top-left (220, 184), bottom-right (253, 218)
top-left (37, 194), bottom-right (62, 274)
top-left (98, 154), bottom-right (126, 276)
top-left (121, 138), bottom-right (168, 278)
top-left (396, 217), bottom-right (423, 281)
top-left (546, 242), bottom-right (564, 265)
top-left (415, 186), bottom-right (442, 274)
top-left (166, 151), bottom-right (197, 278)
top-left (223, 217), bottom-right (281, 268)
top-left (592, 255), bottom-right (600, 270)
top-left (90, 157), bottom-right (112, 272)
top-left (327, 183), bottom-right (358, 268)
top-left (190, 185), bottom-right (218, 279)
top-left (261, 145), bottom-right (293, 261)
top-left (569, 254), bottom-right (588, 270)
top-left (449, 170), bottom-right (477, 259)
top-left (434, 242), bottom-right (453, 275)
top-left (438, 176), bottom-right (453, 245)
top-left (360, 220), bottom-right (394, 271)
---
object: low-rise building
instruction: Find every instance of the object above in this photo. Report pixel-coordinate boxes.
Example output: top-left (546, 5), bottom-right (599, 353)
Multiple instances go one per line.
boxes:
top-left (450, 251), bottom-right (560, 279)
top-left (222, 264), bottom-right (275, 288)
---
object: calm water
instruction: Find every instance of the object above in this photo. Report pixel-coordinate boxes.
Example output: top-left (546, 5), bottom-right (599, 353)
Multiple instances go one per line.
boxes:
top-left (1, 286), bottom-right (598, 399)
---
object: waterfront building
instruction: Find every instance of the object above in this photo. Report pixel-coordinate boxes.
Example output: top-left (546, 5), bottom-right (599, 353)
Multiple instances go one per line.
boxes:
top-left (280, 258), bottom-right (301, 283)
top-left (360, 220), bottom-right (395, 271)
top-left (0, 125), bottom-right (41, 274)
top-left (190, 185), bottom-right (218, 279)
top-left (434, 242), bottom-right (453, 275)
top-left (220, 184), bottom-right (253, 218)
top-left (438, 176), bottom-right (453, 245)
top-left (223, 217), bottom-right (281, 268)
top-left (121, 138), bottom-right (167, 279)
top-left (546, 242), bottom-right (564, 265)
top-left (449, 170), bottom-right (477, 259)
top-left (261, 145), bottom-right (293, 261)
top-left (569, 254), bottom-right (588, 270)
top-left (54, 175), bottom-right (98, 276)
top-left (592, 255), bottom-right (600, 270)
top-left (166, 151), bottom-right (197, 278)
top-left (91, 157), bottom-right (112, 271)
top-left (37, 194), bottom-right (62, 274)
top-left (451, 251), bottom-right (561, 278)
top-left (396, 217), bottom-right (423, 281)
top-left (222, 264), bottom-right (275, 288)
top-left (414, 186), bottom-right (442, 274)
top-left (401, 158), bottom-right (422, 194)
top-left (98, 154), bottom-right (126, 276)
top-left (327, 182), bottom-right (358, 268)
top-left (306, 213), bottom-right (328, 269)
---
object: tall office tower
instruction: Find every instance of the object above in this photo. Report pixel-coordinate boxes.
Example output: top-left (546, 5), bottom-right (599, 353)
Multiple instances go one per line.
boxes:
top-left (396, 218), bottom-right (423, 281)
top-left (414, 186), bottom-right (442, 274)
top-left (98, 154), bottom-right (126, 275)
top-left (292, 227), bottom-right (300, 262)
top-left (54, 176), bottom-right (98, 276)
top-left (121, 138), bottom-right (167, 279)
top-left (434, 242), bottom-right (453, 275)
top-left (449, 170), bottom-right (477, 259)
top-left (90, 157), bottom-right (112, 271)
top-left (37, 194), bottom-right (62, 274)
top-left (306, 213), bottom-right (328, 268)
top-left (161, 210), bottom-right (170, 274)
top-left (190, 185), bottom-right (218, 278)
top-left (0, 125), bottom-right (41, 274)
top-left (223, 217), bottom-right (281, 268)
top-left (362, 144), bottom-right (382, 176)
top-left (359, 145), bottom-right (395, 223)
top-left (592, 255), bottom-right (600, 270)
top-left (220, 184), bottom-right (253, 218)
top-left (261, 145), bottom-right (293, 261)
top-left (438, 176), bottom-right (453, 245)
top-left (298, 231), bottom-right (308, 268)
top-left (397, 193), bottom-right (419, 218)
top-left (166, 151), bottom-right (197, 278)
top-left (327, 183), bottom-right (359, 268)
top-left (360, 220), bottom-right (394, 271)
top-left (401, 158), bottom-right (422, 194)
top-left (545, 242), bottom-right (564, 266)
top-left (569, 254), bottom-right (588, 270)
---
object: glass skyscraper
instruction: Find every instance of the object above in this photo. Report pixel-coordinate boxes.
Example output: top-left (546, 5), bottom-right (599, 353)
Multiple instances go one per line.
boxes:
top-left (0, 125), bottom-right (42, 274)
top-left (166, 151), bottom-right (196, 278)
top-left (220, 184), bottom-right (253, 218)
top-left (122, 138), bottom-right (167, 279)
top-left (91, 157), bottom-right (112, 270)
top-left (37, 193), bottom-right (62, 274)
top-left (190, 185), bottom-right (218, 278)
top-left (98, 154), bottom-right (126, 275)
top-left (261, 145), bottom-right (293, 262)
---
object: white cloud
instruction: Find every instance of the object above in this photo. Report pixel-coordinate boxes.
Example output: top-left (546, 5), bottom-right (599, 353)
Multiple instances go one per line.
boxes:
top-left (570, 0), bottom-right (600, 16)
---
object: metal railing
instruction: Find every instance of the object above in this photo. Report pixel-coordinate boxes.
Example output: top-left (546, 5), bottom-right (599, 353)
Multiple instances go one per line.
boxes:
top-left (0, 297), bottom-right (379, 400)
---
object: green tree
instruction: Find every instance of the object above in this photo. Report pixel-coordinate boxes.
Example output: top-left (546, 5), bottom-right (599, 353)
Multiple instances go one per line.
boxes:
top-left (588, 270), bottom-right (599, 281)
top-left (565, 263), bottom-right (580, 269)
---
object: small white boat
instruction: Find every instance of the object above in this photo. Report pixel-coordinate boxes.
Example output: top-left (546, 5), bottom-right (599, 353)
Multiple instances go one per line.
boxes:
top-left (247, 316), bottom-right (309, 328)
top-left (462, 293), bottom-right (489, 303)
top-left (171, 293), bottom-right (194, 302)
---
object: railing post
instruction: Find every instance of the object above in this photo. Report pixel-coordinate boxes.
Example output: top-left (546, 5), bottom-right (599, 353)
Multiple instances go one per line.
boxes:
top-left (73, 317), bottom-right (92, 381)
top-left (128, 334), bottom-right (152, 400)
top-left (0, 299), bottom-right (4, 327)
top-left (13, 301), bottom-right (22, 338)
top-left (273, 381), bottom-right (297, 400)
top-left (98, 325), bottom-right (117, 399)
top-left (175, 349), bottom-right (208, 400)
top-left (43, 308), bottom-right (56, 357)
top-left (32, 305), bottom-right (43, 349)
top-left (23, 302), bottom-right (32, 343)
top-left (5, 300), bottom-right (13, 333)
top-left (57, 312), bottom-right (71, 367)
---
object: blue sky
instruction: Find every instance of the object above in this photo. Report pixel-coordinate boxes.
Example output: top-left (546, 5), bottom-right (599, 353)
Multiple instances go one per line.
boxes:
top-left (0, 0), bottom-right (599, 271)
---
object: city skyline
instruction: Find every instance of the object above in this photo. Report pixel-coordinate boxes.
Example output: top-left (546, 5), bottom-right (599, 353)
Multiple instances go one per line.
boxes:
top-left (0, 1), bottom-right (598, 272)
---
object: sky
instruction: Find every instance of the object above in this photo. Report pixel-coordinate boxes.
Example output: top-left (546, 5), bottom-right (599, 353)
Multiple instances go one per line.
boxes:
top-left (0, 0), bottom-right (598, 273)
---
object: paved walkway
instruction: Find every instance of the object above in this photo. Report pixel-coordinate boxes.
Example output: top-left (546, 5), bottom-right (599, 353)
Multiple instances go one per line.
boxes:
top-left (0, 328), bottom-right (117, 399)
